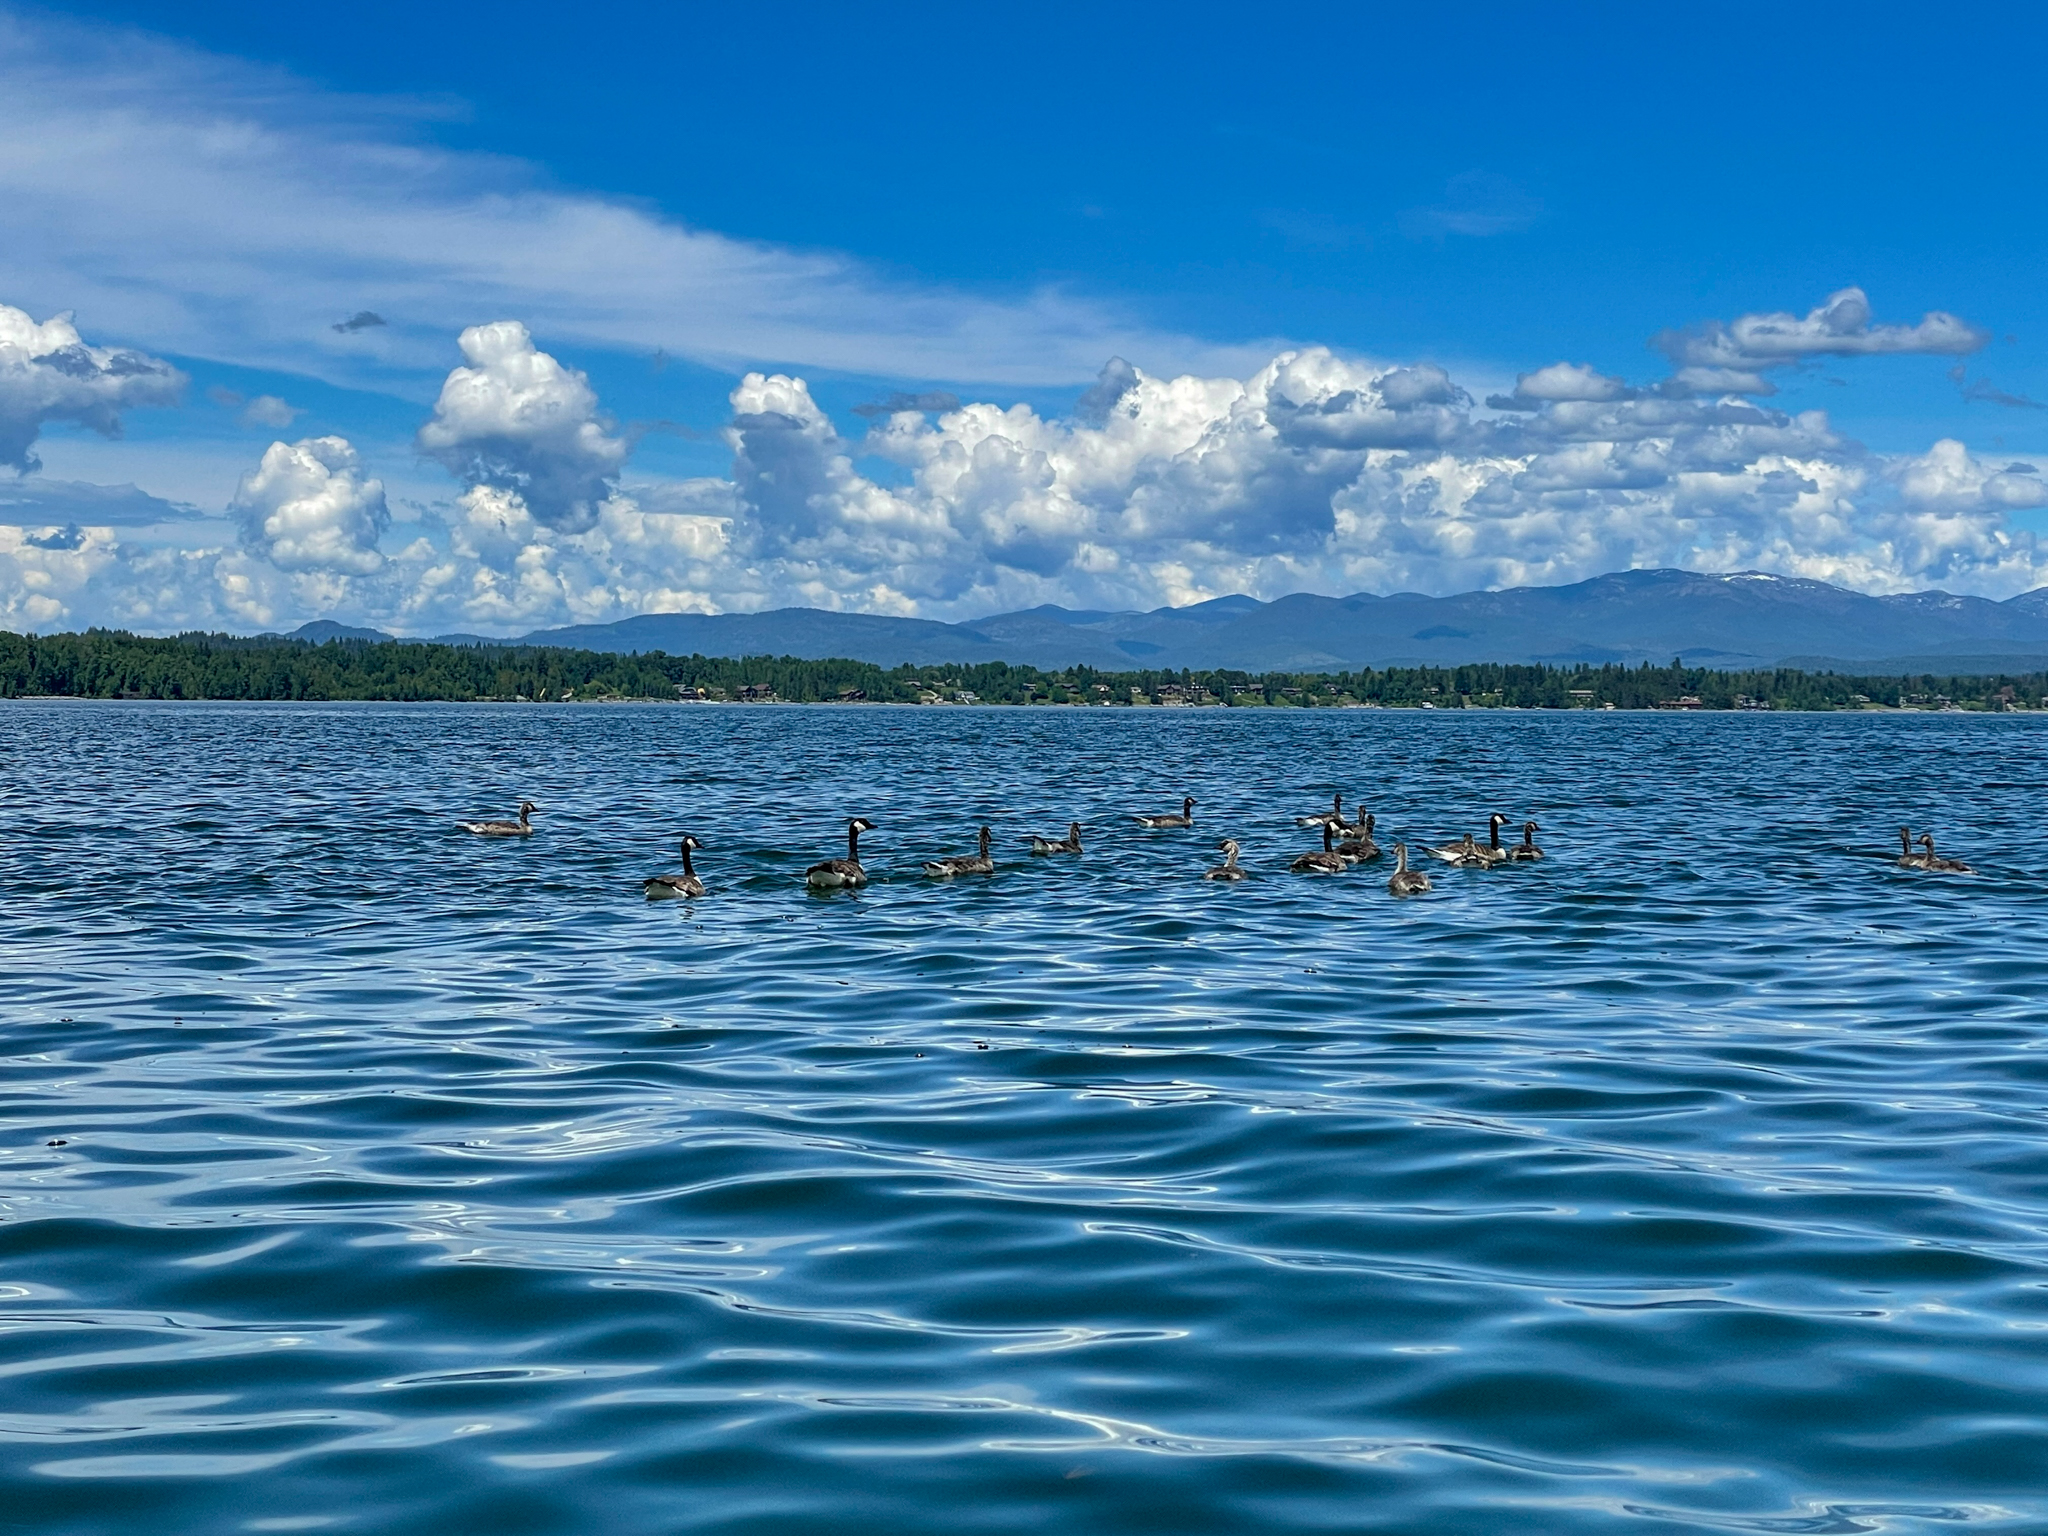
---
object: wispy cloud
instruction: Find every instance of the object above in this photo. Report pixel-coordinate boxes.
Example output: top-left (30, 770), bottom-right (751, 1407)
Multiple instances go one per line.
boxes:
top-left (0, 12), bottom-right (1267, 391)
top-left (1400, 172), bottom-right (1543, 241)
top-left (0, 476), bottom-right (199, 526)
top-left (851, 391), bottom-right (962, 419)
top-left (1949, 363), bottom-right (2046, 410)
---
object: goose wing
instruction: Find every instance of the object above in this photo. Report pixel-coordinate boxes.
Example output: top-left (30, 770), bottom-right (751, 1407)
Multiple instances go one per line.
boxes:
top-left (1290, 851), bottom-right (1346, 873)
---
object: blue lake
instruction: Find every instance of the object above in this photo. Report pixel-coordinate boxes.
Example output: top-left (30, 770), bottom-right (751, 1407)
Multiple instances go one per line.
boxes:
top-left (3, 701), bottom-right (2045, 1534)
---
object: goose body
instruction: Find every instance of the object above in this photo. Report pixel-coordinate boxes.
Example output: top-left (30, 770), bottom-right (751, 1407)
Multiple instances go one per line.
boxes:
top-left (924, 825), bottom-right (995, 877)
top-left (1914, 832), bottom-right (1972, 873)
top-left (1506, 820), bottom-right (1544, 861)
top-left (1335, 812), bottom-right (1380, 862)
top-left (1475, 813), bottom-right (1513, 865)
top-left (1387, 843), bottom-right (1431, 895)
top-left (1204, 839), bottom-right (1248, 881)
top-left (1895, 825), bottom-right (1928, 868)
top-left (1297, 793), bottom-right (1345, 828)
top-left (1290, 821), bottom-right (1348, 874)
top-left (1135, 796), bottom-right (1197, 829)
top-left (644, 835), bottom-right (706, 899)
top-left (1427, 832), bottom-right (1490, 868)
top-left (458, 801), bottom-right (537, 837)
top-left (806, 817), bottom-right (876, 888)
top-left (1029, 822), bottom-right (1083, 855)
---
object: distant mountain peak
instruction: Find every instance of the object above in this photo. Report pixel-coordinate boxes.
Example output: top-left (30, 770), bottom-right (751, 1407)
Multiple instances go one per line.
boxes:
top-left (276, 567), bottom-right (2048, 673)
top-left (287, 620), bottom-right (392, 643)
top-left (1151, 593), bottom-right (1264, 621)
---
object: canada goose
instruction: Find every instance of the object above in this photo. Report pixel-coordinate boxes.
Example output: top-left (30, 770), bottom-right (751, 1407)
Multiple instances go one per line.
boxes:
top-left (1335, 812), bottom-right (1380, 862)
top-left (1914, 832), bottom-right (1972, 873)
top-left (1895, 825), bottom-right (1928, 868)
top-left (806, 817), bottom-right (876, 888)
top-left (1136, 796), bottom-right (1196, 829)
top-left (458, 801), bottom-right (537, 837)
top-left (1388, 843), bottom-right (1431, 895)
top-left (1204, 839), bottom-right (1248, 881)
top-left (1028, 822), bottom-right (1082, 855)
top-left (1290, 821), bottom-right (1348, 874)
top-left (924, 826), bottom-right (995, 877)
top-left (1476, 813), bottom-right (1513, 864)
top-left (1506, 820), bottom-right (1543, 861)
top-left (1297, 792), bottom-right (1345, 828)
top-left (1427, 832), bottom-right (1490, 868)
top-left (644, 835), bottom-right (705, 898)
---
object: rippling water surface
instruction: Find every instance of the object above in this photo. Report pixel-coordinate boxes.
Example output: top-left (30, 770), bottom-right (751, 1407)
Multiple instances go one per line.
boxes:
top-left (4, 701), bottom-right (2047, 1534)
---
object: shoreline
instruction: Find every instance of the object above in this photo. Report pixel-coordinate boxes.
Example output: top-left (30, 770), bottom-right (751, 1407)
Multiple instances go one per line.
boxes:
top-left (1, 694), bottom-right (2026, 716)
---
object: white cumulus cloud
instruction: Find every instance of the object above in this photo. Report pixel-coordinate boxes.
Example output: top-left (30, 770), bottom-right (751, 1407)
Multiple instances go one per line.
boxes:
top-left (0, 301), bottom-right (184, 472)
top-left (1488, 361), bottom-right (1634, 410)
top-left (3, 296), bottom-right (2044, 635)
top-left (239, 394), bottom-right (300, 429)
top-left (1656, 287), bottom-right (1988, 396)
top-left (415, 322), bottom-right (627, 532)
top-left (231, 436), bottom-right (390, 574)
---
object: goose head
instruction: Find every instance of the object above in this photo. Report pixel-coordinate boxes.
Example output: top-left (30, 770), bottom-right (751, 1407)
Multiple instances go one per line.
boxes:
top-left (1067, 822), bottom-right (1082, 840)
top-left (850, 817), bottom-right (877, 834)
top-left (519, 801), bottom-right (538, 816)
top-left (681, 834), bottom-right (703, 852)
top-left (1363, 813), bottom-right (1375, 834)
top-left (1490, 813), bottom-right (1509, 830)
top-left (1182, 796), bottom-right (1197, 814)
top-left (976, 825), bottom-right (993, 848)
top-left (1521, 821), bottom-right (1539, 839)
top-left (1898, 825), bottom-right (1914, 851)
top-left (1218, 838), bottom-right (1240, 859)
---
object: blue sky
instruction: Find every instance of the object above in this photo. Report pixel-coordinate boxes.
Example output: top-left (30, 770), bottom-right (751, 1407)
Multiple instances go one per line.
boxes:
top-left (4, 0), bottom-right (2047, 633)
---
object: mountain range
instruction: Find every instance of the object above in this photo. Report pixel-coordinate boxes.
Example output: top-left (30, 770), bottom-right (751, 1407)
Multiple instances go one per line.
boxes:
top-left (279, 569), bottom-right (2048, 674)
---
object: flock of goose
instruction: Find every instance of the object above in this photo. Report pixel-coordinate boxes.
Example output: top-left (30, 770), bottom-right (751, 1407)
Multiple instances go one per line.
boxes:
top-left (456, 793), bottom-right (1974, 897)
top-left (451, 791), bottom-right (1538, 900)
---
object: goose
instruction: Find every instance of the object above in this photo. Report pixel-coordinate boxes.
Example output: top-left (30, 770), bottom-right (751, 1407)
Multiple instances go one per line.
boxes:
top-left (1387, 843), bottom-right (1431, 895)
top-left (1290, 821), bottom-right (1348, 874)
top-left (1335, 812), bottom-right (1380, 862)
top-left (1475, 813), bottom-right (1513, 864)
top-left (458, 801), bottom-right (537, 837)
top-left (924, 825), bottom-right (995, 878)
top-left (1914, 832), bottom-right (1972, 873)
top-left (1506, 820), bottom-right (1544, 861)
top-left (1426, 832), bottom-right (1490, 868)
top-left (1895, 825), bottom-right (1928, 868)
top-left (644, 835), bottom-right (706, 899)
top-left (1028, 822), bottom-right (1083, 855)
top-left (1135, 796), bottom-right (1197, 829)
top-left (1204, 839), bottom-right (1248, 881)
top-left (806, 817), bottom-right (876, 888)
top-left (1297, 792), bottom-right (1345, 828)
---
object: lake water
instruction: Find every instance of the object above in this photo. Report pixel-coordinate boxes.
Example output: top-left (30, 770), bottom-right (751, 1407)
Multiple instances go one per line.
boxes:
top-left (3, 701), bottom-right (2045, 1535)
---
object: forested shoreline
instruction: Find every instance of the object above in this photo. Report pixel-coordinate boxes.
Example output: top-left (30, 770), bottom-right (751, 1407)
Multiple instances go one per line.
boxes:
top-left (1, 627), bottom-right (2043, 712)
